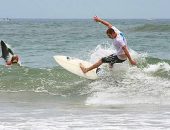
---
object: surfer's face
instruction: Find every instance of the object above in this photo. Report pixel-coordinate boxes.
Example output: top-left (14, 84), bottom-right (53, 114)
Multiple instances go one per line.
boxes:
top-left (11, 55), bottom-right (19, 63)
top-left (107, 32), bottom-right (116, 39)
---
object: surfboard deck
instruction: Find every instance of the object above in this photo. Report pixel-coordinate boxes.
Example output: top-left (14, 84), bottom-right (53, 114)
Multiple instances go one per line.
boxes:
top-left (53, 55), bottom-right (98, 80)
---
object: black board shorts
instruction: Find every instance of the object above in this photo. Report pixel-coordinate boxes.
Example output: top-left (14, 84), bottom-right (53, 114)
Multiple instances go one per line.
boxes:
top-left (101, 54), bottom-right (126, 64)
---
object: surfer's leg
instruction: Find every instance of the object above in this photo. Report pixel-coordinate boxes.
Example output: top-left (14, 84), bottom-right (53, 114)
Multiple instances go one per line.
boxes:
top-left (80, 59), bottom-right (103, 73)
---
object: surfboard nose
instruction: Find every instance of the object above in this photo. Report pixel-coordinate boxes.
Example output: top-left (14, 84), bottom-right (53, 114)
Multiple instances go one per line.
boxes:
top-left (1, 40), bottom-right (5, 46)
top-left (53, 55), bottom-right (64, 61)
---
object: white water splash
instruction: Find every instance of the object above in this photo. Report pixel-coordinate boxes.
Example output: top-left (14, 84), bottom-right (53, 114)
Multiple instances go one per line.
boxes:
top-left (86, 65), bottom-right (170, 106)
top-left (143, 62), bottom-right (170, 73)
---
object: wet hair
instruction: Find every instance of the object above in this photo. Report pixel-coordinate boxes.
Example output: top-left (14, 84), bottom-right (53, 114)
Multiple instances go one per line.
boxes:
top-left (106, 28), bottom-right (115, 35)
top-left (11, 55), bottom-right (19, 63)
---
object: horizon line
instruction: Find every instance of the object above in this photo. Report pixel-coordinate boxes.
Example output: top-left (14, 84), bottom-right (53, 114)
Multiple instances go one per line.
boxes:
top-left (1, 17), bottom-right (170, 20)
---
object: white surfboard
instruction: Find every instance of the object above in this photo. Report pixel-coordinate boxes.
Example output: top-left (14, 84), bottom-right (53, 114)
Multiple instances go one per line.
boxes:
top-left (53, 55), bottom-right (98, 80)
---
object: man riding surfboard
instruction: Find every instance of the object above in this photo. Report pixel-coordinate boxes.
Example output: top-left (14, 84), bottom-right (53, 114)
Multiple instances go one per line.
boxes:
top-left (80, 16), bottom-right (136, 73)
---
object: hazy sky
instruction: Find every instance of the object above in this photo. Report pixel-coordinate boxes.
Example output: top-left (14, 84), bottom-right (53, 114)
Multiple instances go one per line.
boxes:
top-left (0, 0), bottom-right (170, 19)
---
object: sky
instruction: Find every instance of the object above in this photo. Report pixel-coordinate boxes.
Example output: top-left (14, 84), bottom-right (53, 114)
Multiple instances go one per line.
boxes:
top-left (0, 0), bottom-right (170, 19)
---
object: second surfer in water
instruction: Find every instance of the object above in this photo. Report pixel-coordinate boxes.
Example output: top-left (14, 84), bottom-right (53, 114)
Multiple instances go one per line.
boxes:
top-left (0, 40), bottom-right (20, 66)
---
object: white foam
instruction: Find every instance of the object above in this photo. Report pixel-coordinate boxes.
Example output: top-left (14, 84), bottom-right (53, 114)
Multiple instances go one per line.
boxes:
top-left (143, 62), bottom-right (170, 73)
top-left (89, 44), bottom-right (113, 63)
top-left (86, 67), bottom-right (170, 106)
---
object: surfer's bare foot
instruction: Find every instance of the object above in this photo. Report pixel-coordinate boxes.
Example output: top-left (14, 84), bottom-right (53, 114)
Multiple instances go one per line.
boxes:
top-left (80, 63), bottom-right (88, 73)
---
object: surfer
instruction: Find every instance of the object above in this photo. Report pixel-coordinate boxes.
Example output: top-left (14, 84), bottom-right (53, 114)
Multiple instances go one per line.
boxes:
top-left (80, 16), bottom-right (137, 73)
top-left (0, 40), bottom-right (20, 66)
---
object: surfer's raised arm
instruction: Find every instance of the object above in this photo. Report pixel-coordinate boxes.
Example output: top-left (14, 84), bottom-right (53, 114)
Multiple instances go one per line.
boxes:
top-left (93, 16), bottom-right (112, 28)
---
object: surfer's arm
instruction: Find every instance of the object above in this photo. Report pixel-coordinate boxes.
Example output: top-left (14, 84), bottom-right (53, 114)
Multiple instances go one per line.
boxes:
top-left (93, 16), bottom-right (112, 28)
top-left (122, 46), bottom-right (137, 65)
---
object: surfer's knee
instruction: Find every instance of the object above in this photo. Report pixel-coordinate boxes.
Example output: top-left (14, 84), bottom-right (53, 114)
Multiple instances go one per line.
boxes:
top-left (101, 57), bottom-right (107, 63)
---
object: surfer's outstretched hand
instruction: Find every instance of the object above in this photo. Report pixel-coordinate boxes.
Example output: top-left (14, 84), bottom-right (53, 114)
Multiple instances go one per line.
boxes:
top-left (130, 60), bottom-right (137, 65)
top-left (93, 16), bottom-right (101, 22)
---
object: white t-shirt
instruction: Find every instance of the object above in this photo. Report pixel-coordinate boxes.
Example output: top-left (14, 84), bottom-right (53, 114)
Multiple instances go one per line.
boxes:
top-left (111, 26), bottom-right (127, 60)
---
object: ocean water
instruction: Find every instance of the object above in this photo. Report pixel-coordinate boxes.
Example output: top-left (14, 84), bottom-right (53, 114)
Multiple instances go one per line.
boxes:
top-left (0, 19), bottom-right (170, 130)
